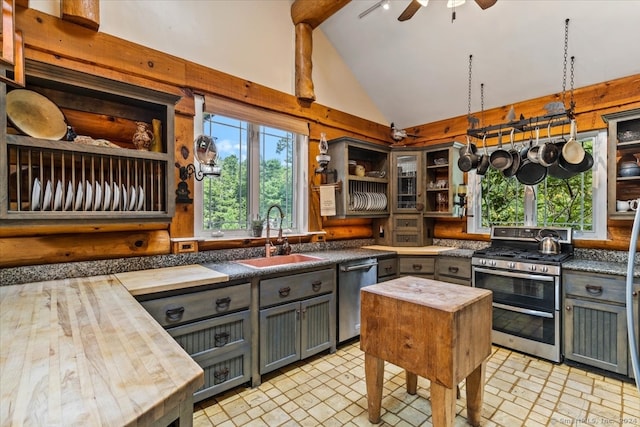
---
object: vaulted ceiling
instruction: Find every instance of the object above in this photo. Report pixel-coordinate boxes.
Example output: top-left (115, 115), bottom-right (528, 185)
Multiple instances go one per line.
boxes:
top-left (319, 0), bottom-right (640, 129)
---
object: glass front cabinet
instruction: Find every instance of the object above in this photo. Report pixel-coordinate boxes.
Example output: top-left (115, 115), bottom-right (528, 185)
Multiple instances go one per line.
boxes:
top-left (423, 142), bottom-right (463, 217)
top-left (603, 109), bottom-right (640, 220)
top-left (391, 150), bottom-right (423, 213)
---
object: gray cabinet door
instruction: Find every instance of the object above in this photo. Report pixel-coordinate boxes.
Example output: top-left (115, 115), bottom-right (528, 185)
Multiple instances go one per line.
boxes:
top-left (564, 298), bottom-right (628, 375)
top-left (301, 293), bottom-right (334, 359)
top-left (260, 301), bottom-right (300, 374)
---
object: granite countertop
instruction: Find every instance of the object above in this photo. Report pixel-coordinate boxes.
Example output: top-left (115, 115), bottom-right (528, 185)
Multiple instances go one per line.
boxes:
top-left (563, 259), bottom-right (640, 278)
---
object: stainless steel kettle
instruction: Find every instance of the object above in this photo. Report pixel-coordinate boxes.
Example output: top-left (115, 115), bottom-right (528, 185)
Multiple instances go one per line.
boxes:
top-left (537, 229), bottom-right (561, 255)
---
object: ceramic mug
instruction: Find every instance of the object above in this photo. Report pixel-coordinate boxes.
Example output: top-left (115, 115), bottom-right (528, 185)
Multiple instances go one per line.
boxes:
top-left (617, 200), bottom-right (630, 211)
top-left (629, 199), bottom-right (639, 211)
top-left (355, 165), bottom-right (365, 177)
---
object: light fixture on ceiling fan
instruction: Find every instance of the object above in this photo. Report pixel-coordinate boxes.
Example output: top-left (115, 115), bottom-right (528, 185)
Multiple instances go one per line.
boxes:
top-left (397, 0), bottom-right (497, 22)
top-left (358, 0), bottom-right (390, 19)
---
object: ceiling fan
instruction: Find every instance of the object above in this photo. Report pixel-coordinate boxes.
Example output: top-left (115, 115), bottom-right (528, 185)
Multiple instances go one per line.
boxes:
top-left (397, 0), bottom-right (497, 22)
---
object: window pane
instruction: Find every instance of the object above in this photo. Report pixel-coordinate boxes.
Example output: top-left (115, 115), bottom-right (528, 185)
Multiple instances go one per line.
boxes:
top-left (259, 126), bottom-right (296, 230)
top-left (202, 114), bottom-right (248, 231)
top-left (478, 136), bottom-right (595, 230)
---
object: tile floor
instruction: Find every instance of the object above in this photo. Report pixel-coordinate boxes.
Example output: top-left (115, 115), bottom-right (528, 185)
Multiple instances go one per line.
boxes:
top-left (193, 341), bottom-right (639, 427)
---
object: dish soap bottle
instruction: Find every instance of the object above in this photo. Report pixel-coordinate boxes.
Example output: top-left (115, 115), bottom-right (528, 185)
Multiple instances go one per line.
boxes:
top-left (280, 237), bottom-right (292, 255)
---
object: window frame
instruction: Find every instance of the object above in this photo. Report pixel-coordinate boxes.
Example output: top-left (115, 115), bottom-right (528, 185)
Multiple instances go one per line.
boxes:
top-left (466, 130), bottom-right (607, 240)
top-left (192, 94), bottom-right (309, 240)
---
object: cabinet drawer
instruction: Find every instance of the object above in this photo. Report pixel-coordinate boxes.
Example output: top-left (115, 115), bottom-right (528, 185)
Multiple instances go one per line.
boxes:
top-left (260, 268), bottom-right (334, 308)
top-left (563, 271), bottom-right (625, 304)
top-left (377, 257), bottom-right (398, 280)
top-left (399, 257), bottom-right (435, 275)
top-left (194, 344), bottom-right (251, 402)
top-left (394, 216), bottom-right (420, 230)
top-left (141, 282), bottom-right (251, 327)
top-left (437, 257), bottom-right (471, 279)
top-left (167, 310), bottom-right (250, 357)
top-left (393, 232), bottom-right (420, 246)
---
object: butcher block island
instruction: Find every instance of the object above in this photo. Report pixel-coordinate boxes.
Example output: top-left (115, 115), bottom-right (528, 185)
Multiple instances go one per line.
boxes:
top-left (0, 276), bottom-right (204, 426)
top-left (360, 276), bottom-right (492, 427)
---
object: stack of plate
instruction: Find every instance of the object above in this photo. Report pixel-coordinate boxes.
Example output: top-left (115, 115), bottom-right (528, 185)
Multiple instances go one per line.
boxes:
top-left (348, 192), bottom-right (387, 211)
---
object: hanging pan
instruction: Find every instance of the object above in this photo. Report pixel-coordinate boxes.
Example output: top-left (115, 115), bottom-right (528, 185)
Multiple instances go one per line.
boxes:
top-left (538, 122), bottom-right (560, 167)
top-left (516, 131), bottom-right (547, 185)
top-left (476, 135), bottom-right (490, 175)
top-left (458, 136), bottom-right (479, 172)
top-left (489, 131), bottom-right (512, 171)
top-left (502, 131), bottom-right (521, 178)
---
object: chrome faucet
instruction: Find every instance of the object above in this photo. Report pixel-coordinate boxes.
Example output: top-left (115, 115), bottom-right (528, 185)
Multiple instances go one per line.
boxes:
top-left (265, 204), bottom-right (284, 257)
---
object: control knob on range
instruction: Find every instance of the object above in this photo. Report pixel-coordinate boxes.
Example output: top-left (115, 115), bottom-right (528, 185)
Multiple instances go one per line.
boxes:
top-left (490, 260), bottom-right (497, 267)
top-left (508, 262), bottom-right (515, 269)
top-left (541, 266), bottom-right (549, 273)
top-left (529, 265), bottom-right (537, 271)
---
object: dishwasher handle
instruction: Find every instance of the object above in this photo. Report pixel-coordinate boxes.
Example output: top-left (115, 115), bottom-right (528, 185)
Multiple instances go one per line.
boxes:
top-left (340, 262), bottom-right (378, 272)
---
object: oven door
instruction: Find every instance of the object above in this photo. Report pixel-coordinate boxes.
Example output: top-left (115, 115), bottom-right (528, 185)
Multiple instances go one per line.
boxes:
top-left (473, 267), bottom-right (558, 312)
top-left (473, 266), bottom-right (561, 362)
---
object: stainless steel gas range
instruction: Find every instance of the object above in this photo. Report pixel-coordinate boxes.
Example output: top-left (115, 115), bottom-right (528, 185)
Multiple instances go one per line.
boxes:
top-left (472, 226), bottom-right (573, 363)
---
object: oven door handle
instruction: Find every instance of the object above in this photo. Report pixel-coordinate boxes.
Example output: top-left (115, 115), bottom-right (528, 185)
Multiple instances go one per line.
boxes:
top-left (493, 302), bottom-right (554, 319)
top-left (473, 267), bottom-right (555, 282)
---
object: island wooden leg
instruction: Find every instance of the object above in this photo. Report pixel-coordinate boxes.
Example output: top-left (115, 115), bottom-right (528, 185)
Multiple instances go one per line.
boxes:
top-left (465, 362), bottom-right (485, 427)
top-left (364, 353), bottom-right (384, 423)
top-left (406, 371), bottom-right (418, 395)
top-left (430, 383), bottom-right (456, 427)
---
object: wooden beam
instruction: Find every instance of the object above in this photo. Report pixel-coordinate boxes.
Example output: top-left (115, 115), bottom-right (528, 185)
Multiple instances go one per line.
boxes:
top-left (61, 0), bottom-right (99, 31)
top-left (291, 0), bottom-right (351, 28)
top-left (291, 0), bottom-right (351, 106)
top-left (295, 22), bottom-right (315, 104)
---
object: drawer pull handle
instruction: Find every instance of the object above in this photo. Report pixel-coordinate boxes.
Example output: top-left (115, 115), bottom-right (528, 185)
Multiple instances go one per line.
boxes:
top-left (412, 264), bottom-right (423, 271)
top-left (214, 332), bottom-right (230, 347)
top-left (279, 287), bottom-right (291, 297)
top-left (448, 266), bottom-right (459, 273)
top-left (165, 306), bottom-right (185, 322)
top-left (585, 285), bottom-right (603, 296)
top-left (312, 281), bottom-right (322, 292)
top-left (215, 297), bottom-right (231, 309)
top-left (214, 367), bottom-right (230, 385)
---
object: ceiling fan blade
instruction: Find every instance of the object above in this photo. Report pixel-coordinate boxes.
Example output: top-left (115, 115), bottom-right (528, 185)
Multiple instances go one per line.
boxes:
top-left (474, 0), bottom-right (497, 10)
top-left (398, 0), bottom-right (421, 22)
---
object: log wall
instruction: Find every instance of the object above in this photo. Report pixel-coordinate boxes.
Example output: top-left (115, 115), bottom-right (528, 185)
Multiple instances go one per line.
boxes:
top-left (0, 7), bottom-right (638, 267)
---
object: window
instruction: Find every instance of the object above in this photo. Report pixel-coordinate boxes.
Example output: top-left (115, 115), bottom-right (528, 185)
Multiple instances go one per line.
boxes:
top-left (193, 95), bottom-right (309, 238)
top-left (467, 130), bottom-right (607, 239)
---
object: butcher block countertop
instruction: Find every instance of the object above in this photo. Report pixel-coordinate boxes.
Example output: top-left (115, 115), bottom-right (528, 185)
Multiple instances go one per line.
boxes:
top-left (115, 264), bottom-right (229, 296)
top-left (361, 245), bottom-right (457, 255)
top-left (0, 275), bottom-right (204, 426)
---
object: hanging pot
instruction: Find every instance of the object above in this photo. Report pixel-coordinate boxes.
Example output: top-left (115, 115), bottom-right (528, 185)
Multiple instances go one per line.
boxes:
top-left (536, 229), bottom-right (561, 255)
top-left (476, 136), bottom-right (490, 176)
top-left (527, 127), bottom-right (541, 164)
top-left (538, 123), bottom-right (560, 167)
top-left (557, 147), bottom-right (594, 174)
top-left (516, 139), bottom-right (547, 185)
top-left (458, 136), bottom-right (479, 172)
top-left (561, 120), bottom-right (585, 165)
top-left (489, 131), bottom-right (512, 171)
top-left (547, 138), bottom-right (578, 179)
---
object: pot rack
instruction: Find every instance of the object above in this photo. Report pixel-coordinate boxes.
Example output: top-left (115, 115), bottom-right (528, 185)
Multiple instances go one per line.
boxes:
top-left (466, 109), bottom-right (574, 141)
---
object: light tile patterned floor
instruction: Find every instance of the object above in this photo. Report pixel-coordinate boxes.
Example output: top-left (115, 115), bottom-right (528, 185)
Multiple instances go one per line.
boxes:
top-left (194, 342), bottom-right (640, 426)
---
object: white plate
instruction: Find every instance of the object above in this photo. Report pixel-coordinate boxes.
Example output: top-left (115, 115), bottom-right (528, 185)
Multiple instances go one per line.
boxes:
top-left (94, 182), bottom-right (102, 211)
top-left (75, 181), bottom-right (83, 210)
top-left (102, 182), bottom-right (111, 211)
top-left (42, 180), bottom-right (52, 211)
top-left (84, 180), bottom-right (93, 211)
top-left (129, 185), bottom-right (136, 211)
top-left (64, 181), bottom-right (73, 211)
top-left (122, 185), bottom-right (128, 211)
top-left (54, 180), bottom-right (63, 211)
top-left (137, 185), bottom-right (144, 211)
top-left (31, 178), bottom-right (41, 211)
top-left (112, 183), bottom-right (121, 211)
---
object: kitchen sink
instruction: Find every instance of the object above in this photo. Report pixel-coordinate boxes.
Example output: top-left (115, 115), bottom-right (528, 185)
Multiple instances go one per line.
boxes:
top-left (235, 254), bottom-right (323, 269)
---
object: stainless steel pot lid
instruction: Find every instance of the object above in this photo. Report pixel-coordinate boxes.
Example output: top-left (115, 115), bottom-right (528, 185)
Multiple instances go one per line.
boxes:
top-left (6, 89), bottom-right (67, 140)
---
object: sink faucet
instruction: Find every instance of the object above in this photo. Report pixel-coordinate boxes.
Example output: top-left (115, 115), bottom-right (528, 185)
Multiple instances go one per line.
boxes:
top-left (265, 204), bottom-right (284, 257)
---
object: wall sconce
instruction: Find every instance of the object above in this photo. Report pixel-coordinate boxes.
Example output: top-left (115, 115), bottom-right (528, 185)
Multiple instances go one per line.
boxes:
top-left (176, 135), bottom-right (221, 204)
top-left (455, 184), bottom-right (467, 217)
top-left (315, 132), bottom-right (337, 181)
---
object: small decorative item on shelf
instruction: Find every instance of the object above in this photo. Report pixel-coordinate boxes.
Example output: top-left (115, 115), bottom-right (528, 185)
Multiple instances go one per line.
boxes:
top-left (132, 121), bottom-right (154, 151)
top-left (251, 216), bottom-right (264, 237)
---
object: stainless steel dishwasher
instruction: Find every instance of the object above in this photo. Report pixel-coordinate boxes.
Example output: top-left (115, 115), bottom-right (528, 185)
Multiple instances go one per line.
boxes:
top-left (338, 258), bottom-right (378, 343)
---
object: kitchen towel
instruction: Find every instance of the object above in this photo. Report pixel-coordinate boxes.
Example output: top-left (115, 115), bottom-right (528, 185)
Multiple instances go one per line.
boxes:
top-left (319, 185), bottom-right (336, 216)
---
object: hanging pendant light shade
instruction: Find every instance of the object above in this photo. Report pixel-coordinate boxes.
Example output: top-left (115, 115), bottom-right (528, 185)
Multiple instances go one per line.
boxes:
top-left (417, 0), bottom-right (429, 6)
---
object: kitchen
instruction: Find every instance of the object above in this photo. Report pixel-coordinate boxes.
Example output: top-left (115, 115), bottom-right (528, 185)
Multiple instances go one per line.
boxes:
top-left (1, 0), bottom-right (639, 426)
